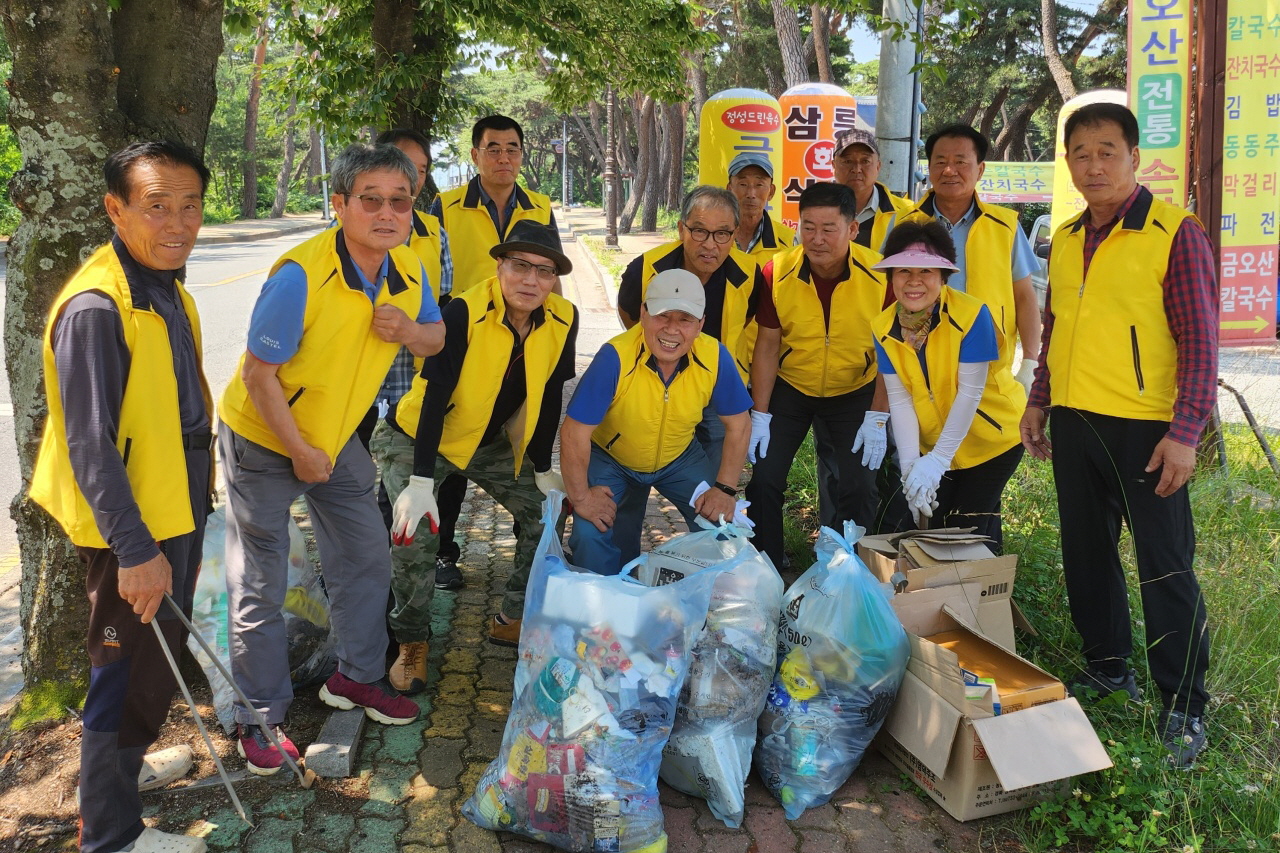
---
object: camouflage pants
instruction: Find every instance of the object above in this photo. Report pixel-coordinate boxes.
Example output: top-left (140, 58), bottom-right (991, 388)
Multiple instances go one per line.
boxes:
top-left (370, 421), bottom-right (546, 636)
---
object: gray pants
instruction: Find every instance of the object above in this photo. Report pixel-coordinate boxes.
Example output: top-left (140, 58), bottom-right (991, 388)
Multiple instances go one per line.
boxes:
top-left (220, 424), bottom-right (390, 726)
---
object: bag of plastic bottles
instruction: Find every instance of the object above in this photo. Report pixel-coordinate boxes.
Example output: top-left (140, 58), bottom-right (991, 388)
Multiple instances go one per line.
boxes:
top-left (463, 493), bottom-right (723, 852)
top-left (188, 506), bottom-right (337, 733)
top-left (754, 521), bottom-right (909, 819)
top-left (633, 520), bottom-right (783, 828)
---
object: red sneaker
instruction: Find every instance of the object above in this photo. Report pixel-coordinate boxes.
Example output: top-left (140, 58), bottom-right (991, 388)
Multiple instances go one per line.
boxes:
top-left (237, 724), bottom-right (299, 776)
top-left (319, 671), bottom-right (420, 725)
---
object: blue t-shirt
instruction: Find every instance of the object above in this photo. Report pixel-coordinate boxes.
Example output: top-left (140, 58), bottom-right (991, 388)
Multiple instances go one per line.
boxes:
top-left (567, 340), bottom-right (752, 426)
top-left (247, 257), bottom-right (440, 364)
top-left (882, 202), bottom-right (1036, 293)
top-left (875, 303), bottom-right (999, 376)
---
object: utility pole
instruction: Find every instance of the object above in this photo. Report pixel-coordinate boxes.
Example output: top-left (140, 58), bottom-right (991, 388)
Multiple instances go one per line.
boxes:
top-left (907, 1), bottom-right (925, 201)
top-left (562, 116), bottom-right (570, 216)
top-left (605, 86), bottom-right (619, 247)
top-left (877, 0), bottom-right (917, 195)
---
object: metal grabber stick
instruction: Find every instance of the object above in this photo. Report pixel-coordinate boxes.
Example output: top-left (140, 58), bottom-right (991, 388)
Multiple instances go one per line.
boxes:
top-left (149, 615), bottom-right (252, 825)
top-left (160, 592), bottom-right (316, 790)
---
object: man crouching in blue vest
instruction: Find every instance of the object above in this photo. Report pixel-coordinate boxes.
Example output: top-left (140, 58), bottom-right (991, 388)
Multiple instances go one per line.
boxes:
top-left (561, 269), bottom-right (752, 575)
top-left (217, 143), bottom-right (444, 775)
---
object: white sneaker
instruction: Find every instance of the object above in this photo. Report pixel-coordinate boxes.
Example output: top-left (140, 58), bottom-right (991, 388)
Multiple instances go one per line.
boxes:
top-left (119, 826), bottom-right (207, 853)
top-left (137, 745), bottom-right (194, 791)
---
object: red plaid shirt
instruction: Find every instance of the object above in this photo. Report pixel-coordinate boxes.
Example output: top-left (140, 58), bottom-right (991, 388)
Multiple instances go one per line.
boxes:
top-left (1029, 186), bottom-right (1219, 446)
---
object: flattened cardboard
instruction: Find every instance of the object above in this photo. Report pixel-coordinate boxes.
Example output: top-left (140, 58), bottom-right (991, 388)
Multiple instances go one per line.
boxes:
top-left (971, 698), bottom-right (1113, 791)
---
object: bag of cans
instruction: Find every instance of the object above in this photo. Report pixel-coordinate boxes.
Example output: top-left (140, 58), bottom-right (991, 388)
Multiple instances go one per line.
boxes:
top-left (754, 522), bottom-right (910, 819)
top-left (463, 494), bottom-right (722, 852)
top-left (632, 521), bottom-right (783, 828)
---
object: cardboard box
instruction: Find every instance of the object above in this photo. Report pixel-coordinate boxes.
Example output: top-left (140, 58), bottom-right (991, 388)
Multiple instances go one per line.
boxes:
top-left (879, 594), bottom-right (1112, 821)
top-left (859, 529), bottom-right (1025, 650)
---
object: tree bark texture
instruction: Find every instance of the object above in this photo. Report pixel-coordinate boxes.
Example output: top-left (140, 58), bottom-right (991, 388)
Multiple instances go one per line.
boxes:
top-left (811, 4), bottom-right (832, 83)
top-left (664, 103), bottom-right (685, 210)
top-left (619, 95), bottom-right (653, 234)
top-left (241, 18), bottom-right (269, 219)
top-left (1041, 0), bottom-right (1078, 101)
top-left (640, 100), bottom-right (661, 231)
top-left (772, 0), bottom-right (808, 89)
top-left (271, 96), bottom-right (298, 219)
top-left (1, 0), bottom-right (225, 689)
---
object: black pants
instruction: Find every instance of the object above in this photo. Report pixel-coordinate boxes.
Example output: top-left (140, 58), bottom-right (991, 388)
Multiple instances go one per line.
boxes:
top-left (78, 448), bottom-right (208, 853)
top-left (745, 379), bottom-right (878, 567)
top-left (930, 443), bottom-right (1024, 553)
top-left (1050, 408), bottom-right (1210, 717)
top-left (433, 472), bottom-right (466, 563)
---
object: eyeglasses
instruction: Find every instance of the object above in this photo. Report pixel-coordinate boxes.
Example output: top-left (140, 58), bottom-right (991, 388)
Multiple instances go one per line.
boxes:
top-left (347, 193), bottom-right (414, 214)
top-left (683, 223), bottom-right (735, 245)
top-left (481, 146), bottom-right (522, 159)
top-left (503, 256), bottom-right (559, 282)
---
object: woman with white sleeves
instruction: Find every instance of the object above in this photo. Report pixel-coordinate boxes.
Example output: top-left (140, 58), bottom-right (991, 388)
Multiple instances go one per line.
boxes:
top-left (870, 220), bottom-right (1026, 552)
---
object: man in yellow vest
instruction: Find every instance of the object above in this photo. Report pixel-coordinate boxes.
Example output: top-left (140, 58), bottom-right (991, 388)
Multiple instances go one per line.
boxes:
top-left (563, 269), bottom-right (751, 574)
top-left (726, 151), bottom-right (796, 261)
top-left (428, 114), bottom-right (556, 591)
top-left (1020, 103), bottom-right (1215, 768)
top-left (831, 127), bottom-right (910, 253)
top-left (29, 140), bottom-right (213, 853)
top-left (218, 144), bottom-right (445, 774)
top-left (893, 124), bottom-right (1041, 392)
top-left (744, 182), bottom-right (890, 567)
top-left (382, 221), bottom-right (579, 654)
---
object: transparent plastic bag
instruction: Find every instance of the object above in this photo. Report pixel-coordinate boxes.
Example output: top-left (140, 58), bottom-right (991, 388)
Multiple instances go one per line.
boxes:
top-left (463, 494), bottom-right (723, 852)
top-left (638, 521), bottom-right (784, 828)
top-left (753, 521), bottom-right (910, 819)
top-left (188, 506), bottom-right (337, 733)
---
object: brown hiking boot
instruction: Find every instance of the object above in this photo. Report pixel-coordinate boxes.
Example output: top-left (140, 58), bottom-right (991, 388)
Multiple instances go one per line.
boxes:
top-left (389, 641), bottom-right (428, 695)
top-left (488, 614), bottom-right (522, 647)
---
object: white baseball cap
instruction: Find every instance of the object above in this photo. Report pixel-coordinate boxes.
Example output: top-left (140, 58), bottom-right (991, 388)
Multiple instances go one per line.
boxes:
top-left (644, 269), bottom-right (705, 319)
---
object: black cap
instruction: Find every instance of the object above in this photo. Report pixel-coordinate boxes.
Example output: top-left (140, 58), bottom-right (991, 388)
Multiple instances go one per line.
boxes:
top-left (489, 220), bottom-right (572, 275)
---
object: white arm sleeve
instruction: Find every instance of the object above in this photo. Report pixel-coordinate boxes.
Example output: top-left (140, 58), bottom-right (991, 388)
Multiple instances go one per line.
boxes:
top-left (883, 372), bottom-right (921, 469)
top-left (932, 360), bottom-right (988, 467)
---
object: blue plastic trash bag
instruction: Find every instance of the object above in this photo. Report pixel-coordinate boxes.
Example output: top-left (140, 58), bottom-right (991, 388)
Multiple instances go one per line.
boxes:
top-left (753, 521), bottom-right (909, 819)
top-left (463, 493), bottom-right (723, 853)
top-left (638, 520), bottom-right (783, 829)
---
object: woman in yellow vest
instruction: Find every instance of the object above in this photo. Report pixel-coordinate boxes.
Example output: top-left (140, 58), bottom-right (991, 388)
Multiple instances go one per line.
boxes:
top-left (871, 221), bottom-right (1026, 551)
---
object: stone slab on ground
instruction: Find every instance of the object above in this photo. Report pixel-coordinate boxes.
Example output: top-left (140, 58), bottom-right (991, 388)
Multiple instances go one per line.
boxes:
top-left (304, 709), bottom-right (367, 777)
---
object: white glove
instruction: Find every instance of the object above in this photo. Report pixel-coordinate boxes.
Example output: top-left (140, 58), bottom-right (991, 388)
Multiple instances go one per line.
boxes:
top-left (851, 410), bottom-right (890, 470)
top-left (534, 469), bottom-right (565, 497)
top-left (909, 493), bottom-right (940, 528)
top-left (902, 452), bottom-right (947, 505)
top-left (1015, 357), bottom-right (1037, 394)
top-left (391, 475), bottom-right (439, 545)
top-left (748, 410), bottom-right (772, 463)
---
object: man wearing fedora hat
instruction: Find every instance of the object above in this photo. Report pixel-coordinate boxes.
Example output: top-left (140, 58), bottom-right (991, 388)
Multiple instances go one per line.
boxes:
top-left (384, 220), bottom-right (579, 652)
top-left (562, 268), bottom-right (752, 575)
top-left (831, 127), bottom-right (911, 252)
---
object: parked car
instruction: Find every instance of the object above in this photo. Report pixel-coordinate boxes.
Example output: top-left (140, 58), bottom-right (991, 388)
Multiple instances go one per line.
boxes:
top-left (1028, 213), bottom-right (1051, 312)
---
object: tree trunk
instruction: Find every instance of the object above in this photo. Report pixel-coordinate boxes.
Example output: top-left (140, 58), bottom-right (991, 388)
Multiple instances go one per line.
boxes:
top-left (811, 5), bottom-right (833, 83)
top-left (1041, 0), bottom-right (1078, 101)
top-left (641, 103), bottom-right (662, 231)
top-left (978, 88), bottom-right (1008, 141)
top-left (241, 18), bottom-right (269, 219)
top-left (664, 103), bottom-right (685, 209)
top-left (305, 128), bottom-right (322, 195)
top-left (772, 0), bottom-right (808, 89)
top-left (271, 96), bottom-right (299, 218)
top-left (619, 96), bottom-right (654, 233)
top-left (689, 52), bottom-right (708, 132)
top-left (1, 0), bottom-right (224, 690)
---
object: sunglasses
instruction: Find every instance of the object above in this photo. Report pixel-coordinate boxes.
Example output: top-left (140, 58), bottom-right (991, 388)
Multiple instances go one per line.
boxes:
top-left (347, 193), bottom-right (414, 214)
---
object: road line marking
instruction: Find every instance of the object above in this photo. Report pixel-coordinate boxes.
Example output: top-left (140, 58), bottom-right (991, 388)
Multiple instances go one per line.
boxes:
top-left (189, 266), bottom-right (270, 289)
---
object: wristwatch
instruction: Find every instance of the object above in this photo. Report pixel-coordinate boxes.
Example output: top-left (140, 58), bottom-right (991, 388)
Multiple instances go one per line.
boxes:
top-left (712, 481), bottom-right (738, 497)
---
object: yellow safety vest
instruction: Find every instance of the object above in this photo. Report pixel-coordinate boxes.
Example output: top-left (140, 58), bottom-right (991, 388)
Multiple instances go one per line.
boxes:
top-left (873, 286), bottom-right (1025, 468)
top-left (30, 243), bottom-right (213, 548)
top-left (219, 229), bottom-right (425, 461)
top-left (1046, 189), bottom-right (1191, 421)
top-left (770, 243), bottom-right (885, 397)
top-left (898, 192), bottom-right (1022, 368)
top-left (435, 179), bottom-right (553, 293)
top-left (408, 210), bottom-right (444, 301)
top-left (395, 277), bottom-right (576, 475)
top-left (593, 325), bottom-right (723, 473)
top-left (865, 182), bottom-right (913, 252)
top-left (744, 215), bottom-right (797, 262)
top-left (637, 241), bottom-right (758, 384)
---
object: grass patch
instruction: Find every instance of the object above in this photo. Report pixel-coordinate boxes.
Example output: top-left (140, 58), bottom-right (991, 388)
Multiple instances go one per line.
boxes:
top-left (7, 678), bottom-right (86, 731)
top-left (581, 236), bottom-right (629, 281)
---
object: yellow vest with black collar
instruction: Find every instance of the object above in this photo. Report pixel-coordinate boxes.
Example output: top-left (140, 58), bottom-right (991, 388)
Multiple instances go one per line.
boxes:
top-left (866, 182), bottom-right (913, 252)
top-left (637, 240), bottom-right (758, 384)
top-left (31, 243), bottom-right (213, 547)
top-left (873, 286), bottom-right (1024, 468)
top-left (770, 242), bottom-right (885, 397)
top-left (898, 192), bottom-right (1022, 368)
top-left (408, 209), bottom-right (444, 301)
top-left (593, 324), bottom-right (723, 473)
top-left (1046, 189), bottom-right (1192, 421)
top-left (744, 215), bottom-right (797, 262)
top-left (435, 179), bottom-right (553, 292)
top-left (219, 228), bottom-right (425, 461)
top-left (395, 277), bottom-right (576, 475)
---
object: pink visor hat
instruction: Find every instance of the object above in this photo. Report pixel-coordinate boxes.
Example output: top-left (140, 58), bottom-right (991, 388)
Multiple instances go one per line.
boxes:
top-left (872, 242), bottom-right (960, 272)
